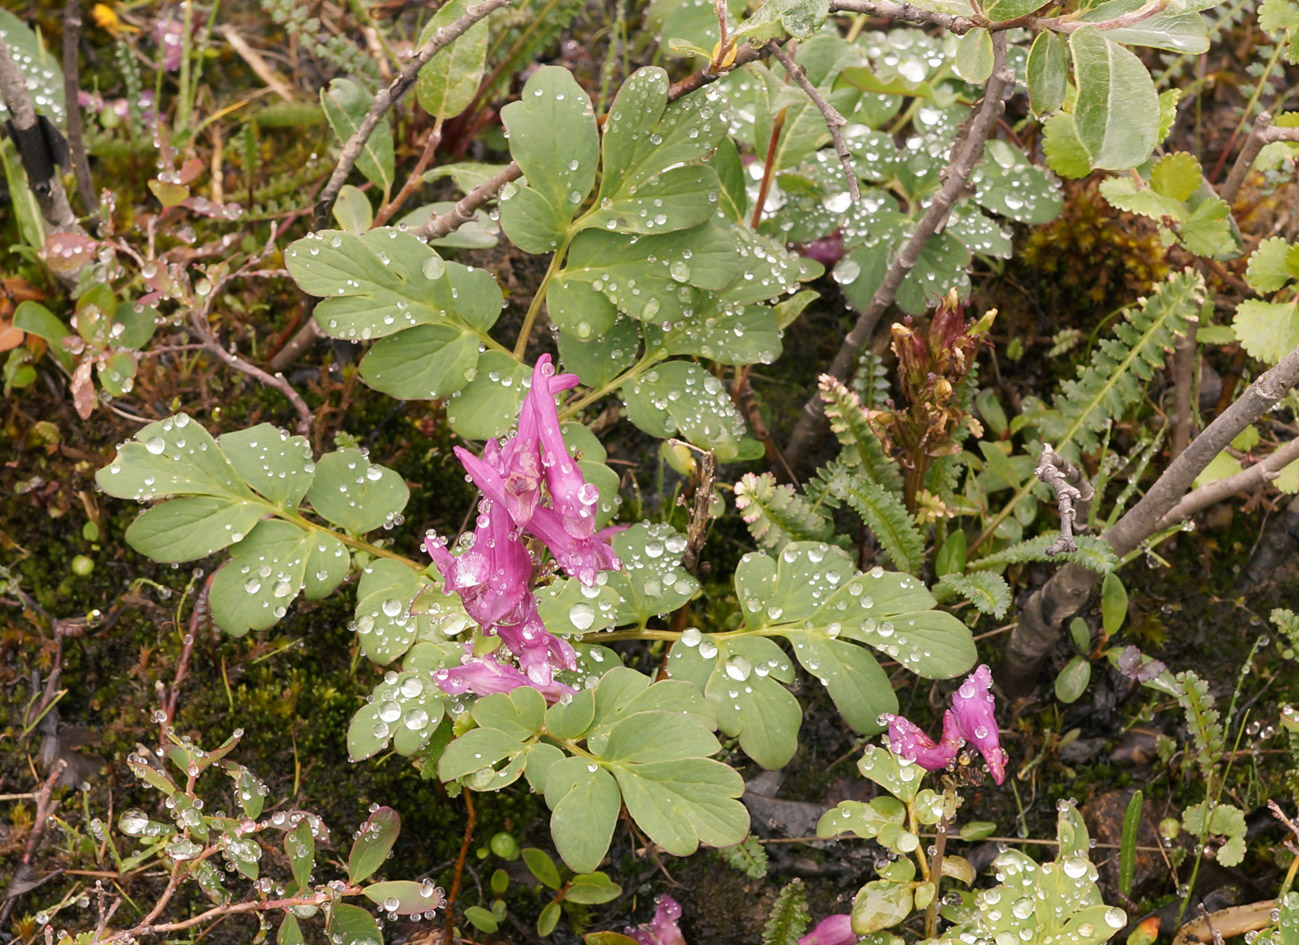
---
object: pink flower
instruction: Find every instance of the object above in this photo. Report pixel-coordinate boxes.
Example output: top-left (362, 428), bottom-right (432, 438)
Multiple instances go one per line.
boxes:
top-left (453, 355), bottom-right (619, 585)
top-left (883, 710), bottom-right (963, 771)
top-left (950, 664), bottom-right (1006, 784)
top-left (628, 895), bottom-right (686, 945)
top-left (434, 645), bottom-right (574, 702)
top-left (424, 498), bottom-right (532, 631)
top-left (154, 17), bottom-right (185, 72)
top-left (799, 914), bottom-right (855, 945)
top-left (882, 664), bottom-right (1006, 784)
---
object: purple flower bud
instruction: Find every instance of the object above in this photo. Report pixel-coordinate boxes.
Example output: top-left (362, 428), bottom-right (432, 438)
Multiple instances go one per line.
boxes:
top-left (798, 914), bottom-right (855, 945)
top-left (950, 664), bottom-right (1006, 784)
top-left (883, 710), bottom-right (962, 771)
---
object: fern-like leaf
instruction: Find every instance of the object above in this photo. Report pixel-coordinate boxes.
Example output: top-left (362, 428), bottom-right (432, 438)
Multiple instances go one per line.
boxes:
top-left (970, 533), bottom-right (1118, 573)
top-left (734, 472), bottom-right (836, 551)
top-left (818, 375), bottom-right (904, 494)
top-left (762, 879), bottom-right (810, 945)
top-left (852, 349), bottom-right (891, 411)
top-left (933, 571), bottom-right (1012, 619)
top-left (1021, 270), bottom-right (1204, 456)
top-left (819, 461), bottom-right (925, 574)
top-left (719, 834), bottom-right (769, 879)
top-left (1172, 670), bottom-right (1224, 785)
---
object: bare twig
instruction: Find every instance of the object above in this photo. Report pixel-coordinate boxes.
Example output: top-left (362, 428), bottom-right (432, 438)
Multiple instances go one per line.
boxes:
top-left (0, 37), bottom-right (79, 233)
top-left (372, 122), bottom-right (443, 227)
top-left (765, 40), bottom-right (860, 201)
top-left (1220, 111), bottom-right (1299, 206)
top-left (443, 791), bottom-right (476, 945)
top-left (0, 761), bottom-right (68, 926)
top-left (1036, 447), bottom-right (1096, 555)
top-left (830, 0), bottom-right (977, 33)
top-left (781, 33), bottom-right (1011, 473)
top-left (416, 161), bottom-right (523, 241)
top-left (161, 577), bottom-right (211, 734)
top-left (62, 0), bottom-right (97, 224)
top-left (218, 26), bottom-right (295, 102)
top-left (1001, 339), bottom-right (1299, 694)
top-left (311, 0), bottom-right (513, 230)
top-left (1156, 434), bottom-right (1299, 529)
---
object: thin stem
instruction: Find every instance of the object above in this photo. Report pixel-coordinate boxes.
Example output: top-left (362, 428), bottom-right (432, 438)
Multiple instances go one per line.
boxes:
top-left (1220, 110), bottom-right (1299, 205)
top-left (443, 791), bottom-right (476, 945)
top-left (62, 0), bottom-right (98, 223)
top-left (372, 117), bottom-right (444, 227)
top-left (514, 234), bottom-right (573, 358)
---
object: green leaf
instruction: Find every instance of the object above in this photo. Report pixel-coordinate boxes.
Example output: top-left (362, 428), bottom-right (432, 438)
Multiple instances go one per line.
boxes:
top-left (218, 424), bottom-right (316, 510)
top-left (333, 184), bottom-right (373, 233)
top-left (473, 686), bottom-right (547, 740)
top-left (278, 912), bottom-right (304, 945)
top-left (657, 302), bottom-right (784, 366)
top-left (209, 521), bottom-right (348, 635)
top-left (1179, 197), bottom-right (1237, 258)
top-left (446, 350), bottom-right (530, 439)
top-left (1234, 298), bottom-right (1299, 365)
top-left (611, 757), bottom-right (748, 856)
top-left (348, 807), bottom-right (400, 885)
top-left (439, 727), bottom-right (528, 781)
top-left (538, 901), bottom-right (562, 937)
top-left (604, 523), bottom-right (700, 625)
top-left (818, 795), bottom-right (907, 840)
top-left (348, 668), bottom-right (448, 760)
top-left (622, 361), bottom-right (746, 459)
top-left (586, 68), bottom-right (728, 235)
top-left (1101, 573), bottom-right (1128, 635)
top-left (565, 872), bottom-right (622, 905)
top-left (415, 0), bottom-right (490, 120)
top-left (1119, 791), bottom-right (1143, 896)
top-left (1246, 237), bottom-right (1296, 293)
top-left (971, 532), bottom-right (1119, 572)
top-left (364, 880), bottom-right (444, 915)
top-left (1027, 31), bottom-right (1067, 116)
top-left (359, 324), bottom-right (482, 399)
top-left (287, 228), bottom-right (502, 342)
top-left (522, 848), bottom-right (563, 889)
top-left (355, 559), bottom-right (445, 666)
top-left (327, 903), bottom-right (384, 945)
top-left (1041, 111), bottom-right (1094, 179)
top-left (305, 448), bottom-right (409, 533)
top-left (464, 906), bottom-right (499, 933)
top-left (732, 0), bottom-right (829, 42)
top-left (1054, 655), bottom-right (1092, 703)
top-left (498, 66), bottom-right (599, 252)
top-left (1098, 175), bottom-right (1185, 221)
top-left (971, 140), bottom-right (1063, 225)
top-left (785, 630), bottom-right (896, 733)
top-left (954, 28), bottom-right (994, 83)
top-left (551, 224), bottom-right (738, 330)
top-left (287, 819), bottom-right (314, 891)
top-left (125, 497), bottom-right (265, 563)
top-left (755, 36), bottom-right (862, 173)
top-left (1070, 26), bottom-right (1160, 170)
top-left (556, 314), bottom-right (640, 387)
top-left (818, 376), bottom-right (903, 493)
top-left (1150, 152), bottom-right (1202, 201)
top-left (851, 880), bottom-right (913, 934)
top-left (322, 78), bottom-right (394, 196)
top-left (12, 301), bottom-right (73, 370)
top-left (1083, 0), bottom-right (1210, 52)
top-left (543, 757), bottom-right (621, 873)
top-left (733, 471), bottom-right (835, 552)
top-left (720, 834), bottom-right (770, 879)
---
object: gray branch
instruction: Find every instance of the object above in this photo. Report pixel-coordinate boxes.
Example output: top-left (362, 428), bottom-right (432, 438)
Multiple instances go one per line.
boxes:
top-left (765, 40), bottom-right (860, 201)
top-left (311, 0), bottom-right (513, 230)
top-left (1220, 111), bottom-right (1299, 207)
top-left (1001, 339), bottom-right (1299, 694)
top-left (829, 0), bottom-right (977, 33)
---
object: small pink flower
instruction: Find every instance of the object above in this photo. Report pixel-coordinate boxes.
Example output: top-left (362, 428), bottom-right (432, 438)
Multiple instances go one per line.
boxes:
top-left (628, 895), bottom-right (686, 945)
top-left (424, 497), bottom-right (532, 631)
top-left (950, 664), bottom-right (1006, 784)
top-left (433, 644), bottom-right (575, 703)
top-left (883, 710), bottom-right (962, 771)
top-left (154, 17), bottom-right (185, 72)
top-left (882, 664), bottom-right (1006, 784)
top-left (799, 914), bottom-right (855, 945)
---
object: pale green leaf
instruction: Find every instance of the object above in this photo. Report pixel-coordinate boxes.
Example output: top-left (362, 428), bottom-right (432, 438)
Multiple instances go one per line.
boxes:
top-left (1234, 298), bottom-right (1299, 364)
top-left (322, 79), bottom-right (394, 195)
top-left (1070, 26), bottom-right (1160, 170)
top-left (416, 0), bottom-right (490, 119)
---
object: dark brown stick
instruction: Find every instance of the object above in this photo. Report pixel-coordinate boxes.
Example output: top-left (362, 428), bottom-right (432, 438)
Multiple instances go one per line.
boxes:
top-left (0, 761), bottom-right (68, 926)
top-left (62, 0), bottom-right (97, 223)
top-left (781, 33), bottom-right (1011, 473)
top-left (443, 791), bottom-right (476, 945)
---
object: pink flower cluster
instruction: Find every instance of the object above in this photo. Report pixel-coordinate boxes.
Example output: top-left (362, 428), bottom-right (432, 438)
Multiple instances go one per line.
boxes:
top-left (881, 664), bottom-right (1007, 784)
top-left (627, 895), bottom-right (686, 945)
top-left (427, 355), bottom-right (621, 703)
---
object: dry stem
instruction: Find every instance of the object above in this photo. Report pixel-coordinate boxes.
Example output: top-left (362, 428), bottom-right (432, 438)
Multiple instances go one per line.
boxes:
top-left (1221, 111), bottom-right (1299, 206)
top-left (1036, 447), bottom-right (1095, 555)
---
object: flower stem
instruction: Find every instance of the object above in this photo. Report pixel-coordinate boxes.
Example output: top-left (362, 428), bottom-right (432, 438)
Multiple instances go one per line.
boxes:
top-left (514, 233), bottom-right (573, 359)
